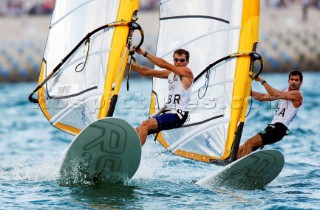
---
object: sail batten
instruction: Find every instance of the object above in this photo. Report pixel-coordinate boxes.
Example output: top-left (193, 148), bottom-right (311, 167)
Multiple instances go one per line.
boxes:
top-left (152, 0), bottom-right (260, 164)
top-left (160, 15), bottom-right (230, 24)
top-left (47, 86), bottom-right (99, 99)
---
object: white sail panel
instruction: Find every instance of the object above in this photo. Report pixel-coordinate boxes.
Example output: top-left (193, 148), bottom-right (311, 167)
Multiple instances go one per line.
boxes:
top-left (38, 0), bottom-right (140, 135)
top-left (152, 0), bottom-right (260, 163)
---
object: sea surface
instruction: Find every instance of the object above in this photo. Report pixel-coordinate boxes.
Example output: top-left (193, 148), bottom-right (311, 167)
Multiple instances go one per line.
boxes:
top-left (0, 72), bottom-right (319, 209)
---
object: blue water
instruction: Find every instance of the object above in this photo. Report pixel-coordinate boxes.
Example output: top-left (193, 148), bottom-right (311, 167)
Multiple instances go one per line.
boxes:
top-left (0, 72), bottom-right (319, 209)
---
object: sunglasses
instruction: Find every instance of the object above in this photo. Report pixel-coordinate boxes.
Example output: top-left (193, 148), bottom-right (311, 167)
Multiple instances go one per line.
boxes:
top-left (173, 58), bottom-right (187, 62)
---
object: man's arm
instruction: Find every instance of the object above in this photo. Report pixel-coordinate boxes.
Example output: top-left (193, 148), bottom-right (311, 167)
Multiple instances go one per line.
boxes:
top-left (252, 75), bottom-right (303, 107)
top-left (255, 75), bottom-right (302, 101)
top-left (130, 63), bottom-right (170, 78)
top-left (251, 91), bottom-right (275, 101)
top-left (145, 52), bottom-right (193, 78)
top-left (135, 48), bottom-right (193, 79)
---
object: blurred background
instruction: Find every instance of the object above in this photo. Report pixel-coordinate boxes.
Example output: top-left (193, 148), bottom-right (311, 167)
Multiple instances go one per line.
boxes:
top-left (0, 0), bottom-right (319, 83)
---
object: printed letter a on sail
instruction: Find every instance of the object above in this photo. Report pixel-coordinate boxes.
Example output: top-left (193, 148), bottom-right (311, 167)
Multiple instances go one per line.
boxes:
top-left (38, 0), bottom-right (139, 135)
top-left (151, 0), bottom-right (260, 164)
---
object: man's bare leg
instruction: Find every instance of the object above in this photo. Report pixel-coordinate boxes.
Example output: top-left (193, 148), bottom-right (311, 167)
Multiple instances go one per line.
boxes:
top-left (237, 134), bottom-right (263, 159)
top-left (135, 118), bottom-right (158, 145)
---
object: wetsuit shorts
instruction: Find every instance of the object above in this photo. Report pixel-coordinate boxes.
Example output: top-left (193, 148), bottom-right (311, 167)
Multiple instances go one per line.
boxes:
top-left (259, 122), bottom-right (288, 145)
top-left (155, 110), bottom-right (189, 130)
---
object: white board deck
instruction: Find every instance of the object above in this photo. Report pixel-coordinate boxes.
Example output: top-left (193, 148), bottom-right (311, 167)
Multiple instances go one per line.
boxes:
top-left (59, 117), bottom-right (141, 185)
top-left (197, 149), bottom-right (284, 190)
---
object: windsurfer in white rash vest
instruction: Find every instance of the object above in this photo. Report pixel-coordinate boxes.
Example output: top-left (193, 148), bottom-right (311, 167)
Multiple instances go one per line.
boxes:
top-left (237, 70), bottom-right (303, 159)
top-left (129, 48), bottom-right (193, 145)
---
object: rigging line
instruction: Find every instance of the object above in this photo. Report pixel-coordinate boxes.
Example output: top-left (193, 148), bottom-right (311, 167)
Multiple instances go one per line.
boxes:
top-left (160, 15), bottom-right (229, 24)
top-left (246, 87), bottom-right (253, 117)
top-left (194, 52), bottom-right (258, 82)
top-left (194, 52), bottom-right (264, 99)
top-left (181, 114), bottom-right (224, 128)
top-left (113, 47), bottom-right (129, 89)
top-left (126, 57), bottom-right (133, 91)
top-left (246, 53), bottom-right (264, 117)
top-left (114, 22), bottom-right (144, 92)
top-left (152, 90), bottom-right (161, 110)
top-left (126, 30), bottom-right (135, 92)
top-left (198, 70), bottom-right (210, 99)
top-left (106, 21), bottom-right (144, 117)
top-left (28, 21), bottom-right (130, 103)
top-left (106, 49), bottom-right (129, 117)
top-left (245, 65), bottom-right (256, 118)
top-left (47, 48), bottom-right (111, 79)
top-left (191, 79), bottom-right (233, 95)
top-left (126, 21), bottom-right (145, 91)
top-left (75, 38), bottom-right (90, 72)
top-left (127, 55), bottom-right (139, 91)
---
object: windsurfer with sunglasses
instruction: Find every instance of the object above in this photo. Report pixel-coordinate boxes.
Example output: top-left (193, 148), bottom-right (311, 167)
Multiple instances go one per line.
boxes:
top-left (129, 47), bottom-right (193, 145)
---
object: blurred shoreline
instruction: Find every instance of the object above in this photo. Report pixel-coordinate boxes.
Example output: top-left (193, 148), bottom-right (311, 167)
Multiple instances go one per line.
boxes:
top-left (0, 3), bottom-right (319, 83)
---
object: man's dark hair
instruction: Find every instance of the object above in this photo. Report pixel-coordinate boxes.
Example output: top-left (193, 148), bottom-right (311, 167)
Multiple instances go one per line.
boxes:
top-left (174, 49), bottom-right (190, 61)
top-left (289, 70), bottom-right (303, 81)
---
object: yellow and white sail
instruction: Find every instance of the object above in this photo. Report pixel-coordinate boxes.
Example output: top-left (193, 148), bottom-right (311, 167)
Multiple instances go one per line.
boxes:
top-left (151, 0), bottom-right (260, 164)
top-left (35, 0), bottom-right (140, 135)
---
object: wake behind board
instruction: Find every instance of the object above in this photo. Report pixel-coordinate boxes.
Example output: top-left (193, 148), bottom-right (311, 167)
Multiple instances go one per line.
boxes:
top-left (196, 149), bottom-right (284, 190)
top-left (59, 117), bottom-right (141, 185)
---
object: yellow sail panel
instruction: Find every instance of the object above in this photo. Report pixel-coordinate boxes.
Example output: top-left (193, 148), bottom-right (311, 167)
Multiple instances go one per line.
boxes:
top-left (37, 0), bottom-right (139, 135)
top-left (38, 60), bottom-right (50, 120)
top-left (239, 2), bottom-right (260, 123)
top-left (152, 0), bottom-right (260, 164)
top-left (224, 0), bottom-right (260, 159)
top-left (99, 0), bottom-right (140, 118)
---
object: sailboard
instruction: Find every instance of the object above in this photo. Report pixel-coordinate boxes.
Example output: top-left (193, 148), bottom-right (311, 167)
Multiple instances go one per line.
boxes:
top-left (196, 149), bottom-right (285, 190)
top-left (29, 0), bottom-right (145, 135)
top-left (151, 0), bottom-right (263, 165)
top-left (59, 117), bottom-right (141, 185)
